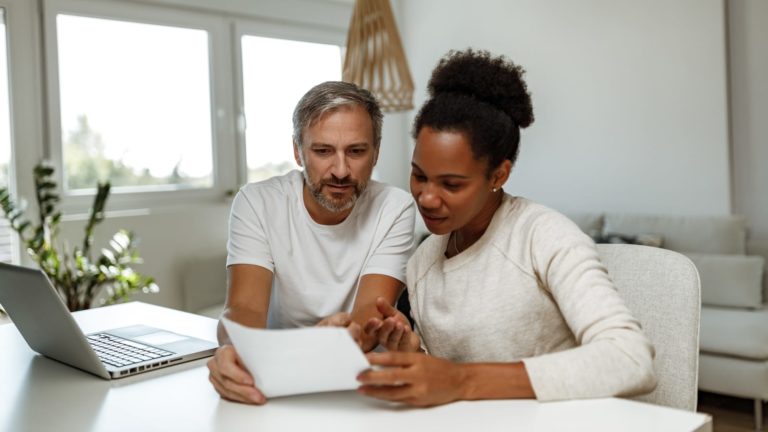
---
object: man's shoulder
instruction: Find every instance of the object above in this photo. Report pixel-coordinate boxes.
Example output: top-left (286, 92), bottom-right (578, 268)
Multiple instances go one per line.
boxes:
top-left (239, 170), bottom-right (300, 199)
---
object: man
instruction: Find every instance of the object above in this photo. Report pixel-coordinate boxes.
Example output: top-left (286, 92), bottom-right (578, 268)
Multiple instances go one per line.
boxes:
top-left (207, 81), bottom-right (416, 404)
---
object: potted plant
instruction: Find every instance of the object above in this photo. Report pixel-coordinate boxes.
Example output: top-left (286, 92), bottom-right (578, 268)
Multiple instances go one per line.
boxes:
top-left (0, 163), bottom-right (158, 311)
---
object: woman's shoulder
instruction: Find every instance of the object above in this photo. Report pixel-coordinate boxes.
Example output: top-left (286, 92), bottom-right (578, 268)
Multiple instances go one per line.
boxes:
top-left (407, 233), bottom-right (445, 284)
top-left (496, 196), bottom-right (577, 231)
top-left (492, 196), bottom-right (590, 250)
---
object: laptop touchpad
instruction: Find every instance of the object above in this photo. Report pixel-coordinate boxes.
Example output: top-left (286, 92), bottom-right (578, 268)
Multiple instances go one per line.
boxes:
top-left (133, 331), bottom-right (188, 346)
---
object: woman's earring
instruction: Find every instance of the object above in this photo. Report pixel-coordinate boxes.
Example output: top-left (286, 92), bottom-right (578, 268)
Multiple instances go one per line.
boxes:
top-left (492, 188), bottom-right (498, 193)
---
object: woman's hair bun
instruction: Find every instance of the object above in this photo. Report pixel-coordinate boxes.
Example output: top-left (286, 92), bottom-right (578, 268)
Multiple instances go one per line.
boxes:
top-left (427, 49), bottom-right (534, 128)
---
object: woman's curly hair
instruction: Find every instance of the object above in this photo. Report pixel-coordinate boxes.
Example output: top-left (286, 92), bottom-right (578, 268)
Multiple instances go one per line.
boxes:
top-left (413, 49), bottom-right (534, 175)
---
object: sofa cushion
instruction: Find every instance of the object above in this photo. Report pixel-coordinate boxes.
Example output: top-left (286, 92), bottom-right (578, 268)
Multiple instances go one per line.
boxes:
top-left (687, 253), bottom-right (764, 308)
top-left (701, 306), bottom-right (768, 360)
top-left (603, 213), bottom-right (746, 254)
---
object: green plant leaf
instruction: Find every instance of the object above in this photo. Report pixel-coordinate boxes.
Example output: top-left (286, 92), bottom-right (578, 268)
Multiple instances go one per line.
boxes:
top-left (1, 163), bottom-right (159, 311)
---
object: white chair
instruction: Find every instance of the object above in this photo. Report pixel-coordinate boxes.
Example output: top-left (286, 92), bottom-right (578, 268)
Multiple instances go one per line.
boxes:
top-left (596, 244), bottom-right (701, 411)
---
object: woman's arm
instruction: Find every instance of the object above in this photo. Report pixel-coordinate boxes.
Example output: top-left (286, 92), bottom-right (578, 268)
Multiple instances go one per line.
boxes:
top-left (357, 352), bottom-right (535, 407)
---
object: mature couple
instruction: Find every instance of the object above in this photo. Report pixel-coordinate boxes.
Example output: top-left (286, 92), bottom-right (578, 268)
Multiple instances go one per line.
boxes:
top-left (208, 50), bottom-right (657, 407)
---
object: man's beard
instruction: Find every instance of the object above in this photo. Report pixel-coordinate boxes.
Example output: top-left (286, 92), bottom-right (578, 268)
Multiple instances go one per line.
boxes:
top-left (303, 172), bottom-right (368, 213)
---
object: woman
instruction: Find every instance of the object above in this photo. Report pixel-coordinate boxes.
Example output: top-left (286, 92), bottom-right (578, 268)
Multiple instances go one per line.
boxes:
top-left (357, 50), bottom-right (656, 407)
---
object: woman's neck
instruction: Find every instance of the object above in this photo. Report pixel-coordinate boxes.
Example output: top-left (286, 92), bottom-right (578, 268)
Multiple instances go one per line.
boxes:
top-left (448, 191), bottom-right (504, 257)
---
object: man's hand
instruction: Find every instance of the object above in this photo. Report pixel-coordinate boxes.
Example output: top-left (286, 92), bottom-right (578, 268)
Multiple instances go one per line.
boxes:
top-left (364, 297), bottom-right (421, 352)
top-left (207, 344), bottom-right (266, 404)
top-left (317, 312), bottom-right (363, 348)
top-left (357, 352), bottom-right (467, 407)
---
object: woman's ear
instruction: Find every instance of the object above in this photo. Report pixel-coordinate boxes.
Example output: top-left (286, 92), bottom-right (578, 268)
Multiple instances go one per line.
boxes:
top-left (491, 159), bottom-right (512, 190)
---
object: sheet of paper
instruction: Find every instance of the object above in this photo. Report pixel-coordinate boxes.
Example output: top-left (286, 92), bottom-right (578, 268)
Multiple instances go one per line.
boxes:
top-left (222, 318), bottom-right (371, 398)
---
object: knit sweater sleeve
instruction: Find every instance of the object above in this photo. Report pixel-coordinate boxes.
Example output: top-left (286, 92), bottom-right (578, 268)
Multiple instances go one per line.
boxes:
top-left (520, 212), bottom-right (657, 401)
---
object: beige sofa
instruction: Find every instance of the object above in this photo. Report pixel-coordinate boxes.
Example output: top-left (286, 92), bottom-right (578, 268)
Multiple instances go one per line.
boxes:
top-left (568, 212), bottom-right (767, 428)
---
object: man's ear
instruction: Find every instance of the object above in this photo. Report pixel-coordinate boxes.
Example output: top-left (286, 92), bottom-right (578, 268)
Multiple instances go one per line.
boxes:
top-left (372, 146), bottom-right (379, 167)
top-left (491, 159), bottom-right (512, 190)
top-left (293, 138), bottom-right (304, 167)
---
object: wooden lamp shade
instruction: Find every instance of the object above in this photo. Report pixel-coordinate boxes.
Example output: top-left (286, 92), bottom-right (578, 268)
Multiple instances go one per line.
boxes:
top-left (342, 0), bottom-right (414, 112)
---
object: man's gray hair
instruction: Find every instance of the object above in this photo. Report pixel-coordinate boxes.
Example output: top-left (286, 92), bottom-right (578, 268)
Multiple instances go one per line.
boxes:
top-left (292, 81), bottom-right (383, 149)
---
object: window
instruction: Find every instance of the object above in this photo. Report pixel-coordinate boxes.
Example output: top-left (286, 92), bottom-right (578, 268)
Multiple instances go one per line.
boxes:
top-left (0, 7), bottom-right (14, 263)
top-left (41, 0), bottom-right (347, 211)
top-left (241, 36), bottom-right (341, 183)
top-left (55, 14), bottom-right (213, 192)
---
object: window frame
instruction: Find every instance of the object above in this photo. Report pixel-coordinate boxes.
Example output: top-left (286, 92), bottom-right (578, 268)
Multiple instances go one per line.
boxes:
top-left (0, 5), bottom-right (14, 263)
top-left (0, 0), bottom-right (37, 265)
top-left (43, 0), bottom-right (236, 214)
top-left (232, 19), bottom-right (345, 187)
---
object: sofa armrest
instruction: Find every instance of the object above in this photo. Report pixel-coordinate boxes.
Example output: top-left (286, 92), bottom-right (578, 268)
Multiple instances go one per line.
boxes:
top-left (747, 240), bottom-right (768, 306)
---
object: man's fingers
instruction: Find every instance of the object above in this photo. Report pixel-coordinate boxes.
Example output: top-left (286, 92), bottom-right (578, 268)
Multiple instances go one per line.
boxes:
top-left (208, 361), bottom-right (265, 404)
top-left (318, 312), bottom-right (352, 327)
top-left (215, 347), bottom-right (254, 386)
top-left (209, 371), bottom-right (248, 403)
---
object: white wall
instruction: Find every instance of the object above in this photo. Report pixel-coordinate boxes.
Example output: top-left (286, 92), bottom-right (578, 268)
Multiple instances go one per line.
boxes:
top-left (728, 1), bottom-right (768, 256)
top-left (14, 0), bottom-right (765, 312)
top-left (397, 0), bottom-right (731, 216)
top-left (56, 204), bottom-right (231, 308)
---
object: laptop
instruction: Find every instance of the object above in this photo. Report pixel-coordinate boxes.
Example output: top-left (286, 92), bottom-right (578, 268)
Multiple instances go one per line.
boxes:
top-left (0, 262), bottom-right (218, 379)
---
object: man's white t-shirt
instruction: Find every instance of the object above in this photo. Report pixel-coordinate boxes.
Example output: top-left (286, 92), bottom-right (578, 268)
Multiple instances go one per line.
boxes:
top-left (227, 170), bottom-right (416, 328)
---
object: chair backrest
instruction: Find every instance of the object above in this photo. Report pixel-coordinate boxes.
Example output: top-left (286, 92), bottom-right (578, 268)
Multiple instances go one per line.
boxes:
top-left (596, 244), bottom-right (701, 411)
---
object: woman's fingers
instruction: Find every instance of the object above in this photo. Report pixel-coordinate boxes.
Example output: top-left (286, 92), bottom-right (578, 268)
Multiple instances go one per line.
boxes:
top-left (357, 384), bottom-right (414, 401)
top-left (375, 297), bottom-right (398, 318)
top-left (386, 322), bottom-right (405, 350)
top-left (365, 351), bottom-right (421, 367)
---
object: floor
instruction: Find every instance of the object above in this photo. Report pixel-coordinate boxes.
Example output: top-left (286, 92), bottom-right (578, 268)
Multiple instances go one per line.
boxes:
top-left (698, 391), bottom-right (761, 432)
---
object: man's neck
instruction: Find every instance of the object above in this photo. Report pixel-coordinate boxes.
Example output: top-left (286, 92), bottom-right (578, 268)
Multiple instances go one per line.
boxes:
top-left (302, 183), bottom-right (353, 225)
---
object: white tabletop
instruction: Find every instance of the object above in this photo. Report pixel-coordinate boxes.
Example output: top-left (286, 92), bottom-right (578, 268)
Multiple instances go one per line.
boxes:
top-left (0, 302), bottom-right (712, 432)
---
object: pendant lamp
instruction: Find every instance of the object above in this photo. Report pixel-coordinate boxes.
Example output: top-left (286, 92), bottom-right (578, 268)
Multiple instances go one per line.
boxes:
top-left (342, 0), bottom-right (414, 112)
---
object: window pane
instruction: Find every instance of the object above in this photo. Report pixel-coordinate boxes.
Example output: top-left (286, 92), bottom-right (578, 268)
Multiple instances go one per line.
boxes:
top-left (56, 14), bottom-right (213, 191)
top-left (242, 36), bottom-right (341, 183)
top-left (0, 8), bottom-right (14, 263)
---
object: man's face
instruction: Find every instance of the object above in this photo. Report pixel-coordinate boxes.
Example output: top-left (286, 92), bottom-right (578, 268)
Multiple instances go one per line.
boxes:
top-left (294, 104), bottom-right (378, 214)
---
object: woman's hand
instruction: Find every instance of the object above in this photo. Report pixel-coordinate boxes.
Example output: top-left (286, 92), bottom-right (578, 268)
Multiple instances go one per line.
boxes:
top-left (363, 298), bottom-right (421, 352)
top-left (357, 352), bottom-right (467, 407)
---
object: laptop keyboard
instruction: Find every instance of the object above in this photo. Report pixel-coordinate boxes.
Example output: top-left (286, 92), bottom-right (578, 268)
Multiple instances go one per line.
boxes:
top-left (87, 333), bottom-right (173, 368)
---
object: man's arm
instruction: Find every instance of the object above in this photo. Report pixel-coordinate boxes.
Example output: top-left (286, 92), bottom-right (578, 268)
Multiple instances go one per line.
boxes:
top-left (208, 263), bottom-right (272, 405)
top-left (217, 264), bottom-right (273, 344)
top-left (350, 273), bottom-right (403, 352)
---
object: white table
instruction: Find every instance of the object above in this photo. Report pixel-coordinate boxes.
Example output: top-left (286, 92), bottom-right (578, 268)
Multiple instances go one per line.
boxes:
top-left (0, 302), bottom-right (712, 432)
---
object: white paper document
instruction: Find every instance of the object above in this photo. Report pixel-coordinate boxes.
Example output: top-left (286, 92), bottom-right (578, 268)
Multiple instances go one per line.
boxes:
top-left (222, 318), bottom-right (371, 398)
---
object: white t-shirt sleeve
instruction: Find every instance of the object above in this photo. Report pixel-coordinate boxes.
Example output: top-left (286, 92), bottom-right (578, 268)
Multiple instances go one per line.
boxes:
top-left (361, 200), bottom-right (416, 283)
top-left (226, 189), bottom-right (274, 271)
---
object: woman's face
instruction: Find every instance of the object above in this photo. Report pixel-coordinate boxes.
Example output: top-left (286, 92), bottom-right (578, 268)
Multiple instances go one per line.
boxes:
top-left (410, 127), bottom-right (501, 235)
